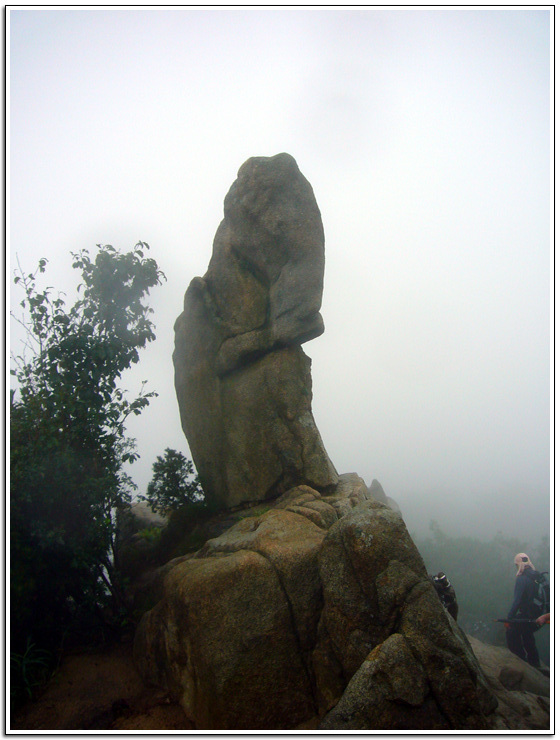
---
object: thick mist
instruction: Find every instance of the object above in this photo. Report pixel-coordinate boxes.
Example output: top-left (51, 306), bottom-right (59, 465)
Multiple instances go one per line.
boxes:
top-left (9, 8), bottom-right (551, 545)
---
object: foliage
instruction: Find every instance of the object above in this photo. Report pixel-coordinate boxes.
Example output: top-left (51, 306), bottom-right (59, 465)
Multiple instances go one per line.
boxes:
top-left (137, 526), bottom-right (163, 544)
top-left (415, 522), bottom-right (550, 664)
top-left (141, 448), bottom-right (204, 515)
top-left (10, 243), bottom-right (164, 656)
top-left (10, 637), bottom-right (53, 708)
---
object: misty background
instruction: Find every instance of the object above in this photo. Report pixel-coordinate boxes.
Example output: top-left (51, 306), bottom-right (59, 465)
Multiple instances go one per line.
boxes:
top-left (9, 8), bottom-right (551, 544)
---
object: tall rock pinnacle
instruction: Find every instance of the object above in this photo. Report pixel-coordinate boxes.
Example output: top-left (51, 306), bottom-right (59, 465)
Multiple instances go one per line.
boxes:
top-left (174, 153), bottom-right (338, 509)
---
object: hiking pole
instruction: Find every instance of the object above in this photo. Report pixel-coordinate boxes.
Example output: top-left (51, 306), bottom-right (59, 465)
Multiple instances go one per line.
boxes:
top-left (493, 618), bottom-right (537, 624)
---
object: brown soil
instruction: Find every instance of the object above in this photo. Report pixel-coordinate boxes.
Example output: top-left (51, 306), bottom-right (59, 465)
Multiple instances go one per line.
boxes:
top-left (10, 640), bottom-right (194, 731)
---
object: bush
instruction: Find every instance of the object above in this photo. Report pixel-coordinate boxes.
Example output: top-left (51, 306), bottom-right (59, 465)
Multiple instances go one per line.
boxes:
top-left (10, 638), bottom-right (53, 710)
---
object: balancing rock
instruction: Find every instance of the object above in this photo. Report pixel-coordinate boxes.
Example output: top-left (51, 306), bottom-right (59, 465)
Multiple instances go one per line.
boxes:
top-left (174, 153), bottom-right (338, 509)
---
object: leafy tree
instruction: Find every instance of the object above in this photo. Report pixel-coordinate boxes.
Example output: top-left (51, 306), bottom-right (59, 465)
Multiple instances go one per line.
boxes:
top-left (141, 448), bottom-right (204, 514)
top-left (10, 242), bottom-right (165, 657)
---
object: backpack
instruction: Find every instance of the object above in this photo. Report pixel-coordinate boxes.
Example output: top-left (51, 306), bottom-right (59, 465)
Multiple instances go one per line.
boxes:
top-left (532, 571), bottom-right (550, 617)
top-left (430, 573), bottom-right (459, 620)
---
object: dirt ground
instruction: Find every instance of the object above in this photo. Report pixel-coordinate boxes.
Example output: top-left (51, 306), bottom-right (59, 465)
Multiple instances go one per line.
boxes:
top-left (10, 640), bottom-right (194, 731)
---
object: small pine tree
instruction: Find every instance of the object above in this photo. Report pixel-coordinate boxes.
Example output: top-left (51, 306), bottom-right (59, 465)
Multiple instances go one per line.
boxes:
top-left (142, 448), bottom-right (204, 514)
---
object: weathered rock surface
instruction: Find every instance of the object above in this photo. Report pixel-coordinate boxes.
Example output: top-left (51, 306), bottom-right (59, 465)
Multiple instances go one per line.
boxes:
top-left (467, 636), bottom-right (550, 730)
top-left (173, 153), bottom-right (338, 510)
top-left (317, 632), bottom-right (550, 731)
top-left (134, 475), bottom-right (505, 730)
top-left (368, 477), bottom-right (402, 515)
top-left (153, 155), bottom-right (552, 731)
top-left (315, 501), bottom-right (496, 730)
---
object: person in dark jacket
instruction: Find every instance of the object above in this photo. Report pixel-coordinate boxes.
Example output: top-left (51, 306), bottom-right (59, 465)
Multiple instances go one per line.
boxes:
top-left (505, 552), bottom-right (541, 667)
top-left (431, 572), bottom-right (459, 620)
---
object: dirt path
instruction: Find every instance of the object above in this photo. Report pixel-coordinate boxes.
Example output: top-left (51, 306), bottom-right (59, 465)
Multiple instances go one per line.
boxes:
top-left (11, 640), bottom-right (194, 731)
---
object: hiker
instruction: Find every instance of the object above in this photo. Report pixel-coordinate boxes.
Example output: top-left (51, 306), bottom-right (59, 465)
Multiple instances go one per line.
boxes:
top-left (431, 572), bottom-right (458, 620)
top-left (505, 553), bottom-right (541, 667)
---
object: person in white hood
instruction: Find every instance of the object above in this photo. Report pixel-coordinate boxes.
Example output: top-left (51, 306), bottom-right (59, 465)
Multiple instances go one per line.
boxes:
top-left (505, 553), bottom-right (540, 667)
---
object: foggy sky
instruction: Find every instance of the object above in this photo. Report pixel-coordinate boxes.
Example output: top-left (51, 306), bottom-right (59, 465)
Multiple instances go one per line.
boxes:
top-left (8, 7), bottom-right (551, 542)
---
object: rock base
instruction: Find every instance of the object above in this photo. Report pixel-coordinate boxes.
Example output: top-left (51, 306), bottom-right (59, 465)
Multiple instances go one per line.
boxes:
top-left (134, 475), bottom-right (505, 730)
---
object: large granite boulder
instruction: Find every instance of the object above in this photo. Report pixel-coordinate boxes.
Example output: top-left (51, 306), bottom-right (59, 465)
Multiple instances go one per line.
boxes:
top-left (134, 476), bottom-right (504, 730)
top-left (174, 153), bottom-right (338, 510)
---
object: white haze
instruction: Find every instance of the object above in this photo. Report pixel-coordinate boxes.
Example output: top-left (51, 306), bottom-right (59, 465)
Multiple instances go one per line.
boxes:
top-left (8, 8), bottom-right (551, 543)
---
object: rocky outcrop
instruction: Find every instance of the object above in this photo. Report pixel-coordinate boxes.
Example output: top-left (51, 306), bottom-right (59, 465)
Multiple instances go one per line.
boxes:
top-left (467, 636), bottom-right (550, 730)
top-left (368, 478), bottom-right (401, 515)
top-left (146, 154), bottom-right (551, 731)
top-left (134, 476), bottom-right (502, 730)
top-left (317, 632), bottom-right (550, 731)
top-left (173, 153), bottom-right (338, 510)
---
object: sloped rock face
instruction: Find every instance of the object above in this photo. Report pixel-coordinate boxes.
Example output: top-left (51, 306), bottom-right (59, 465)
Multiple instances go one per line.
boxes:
top-left (318, 632), bottom-right (550, 731)
top-left (468, 635), bottom-right (549, 697)
top-left (133, 475), bottom-right (499, 730)
top-left (467, 636), bottom-right (549, 730)
top-left (173, 153), bottom-right (338, 510)
top-left (368, 477), bottom-right (402, 515)
top-left (314, 500), bottom-right (496, 730)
